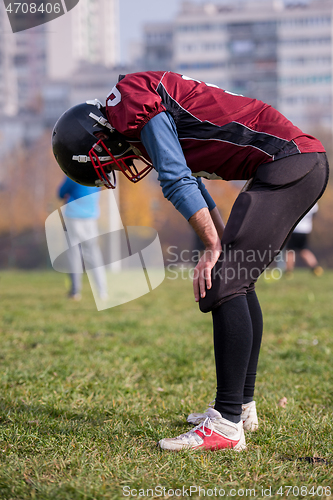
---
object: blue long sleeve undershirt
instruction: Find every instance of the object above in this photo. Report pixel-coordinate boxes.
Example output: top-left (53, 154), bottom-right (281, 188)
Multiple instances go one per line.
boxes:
top-left (140, 111), bottom-right (216, 221)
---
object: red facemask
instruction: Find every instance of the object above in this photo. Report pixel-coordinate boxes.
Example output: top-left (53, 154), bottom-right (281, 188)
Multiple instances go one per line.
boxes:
top-left (88, 138), bottom-right (153, 189)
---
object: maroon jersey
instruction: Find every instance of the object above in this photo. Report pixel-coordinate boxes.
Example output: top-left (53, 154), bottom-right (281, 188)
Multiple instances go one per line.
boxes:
top-left (105, 71), bottom-right (325, 181)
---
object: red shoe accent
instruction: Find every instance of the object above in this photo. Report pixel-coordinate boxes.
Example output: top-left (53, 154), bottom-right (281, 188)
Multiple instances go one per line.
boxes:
top-left (194, 426), bottom-right (239, 450)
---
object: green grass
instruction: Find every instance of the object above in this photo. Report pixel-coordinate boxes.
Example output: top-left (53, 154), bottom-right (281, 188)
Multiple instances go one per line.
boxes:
top-left (0, 269), bottom-right (332, 499)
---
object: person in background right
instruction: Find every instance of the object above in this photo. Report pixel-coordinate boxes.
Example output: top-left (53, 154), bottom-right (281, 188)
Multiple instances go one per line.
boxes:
top-left (285, 203), bottom-right (323, 277)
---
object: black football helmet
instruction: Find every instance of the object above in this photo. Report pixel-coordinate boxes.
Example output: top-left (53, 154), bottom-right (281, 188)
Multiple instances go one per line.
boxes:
top-left (52, 100), bottom-right (153, 188)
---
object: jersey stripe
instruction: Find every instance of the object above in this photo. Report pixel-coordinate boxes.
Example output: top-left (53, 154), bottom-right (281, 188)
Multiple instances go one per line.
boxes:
top-left (156, 82), bottom-right (300, 160)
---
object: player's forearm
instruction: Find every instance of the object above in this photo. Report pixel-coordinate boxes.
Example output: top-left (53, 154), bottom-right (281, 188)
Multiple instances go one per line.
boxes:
top-left (189, 207), bottom-right (222, 251)
top-left (210, 206), bottom-right (225, 240)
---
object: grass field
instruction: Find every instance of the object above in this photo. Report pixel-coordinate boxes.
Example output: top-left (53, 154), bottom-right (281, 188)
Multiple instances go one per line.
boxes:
top-left (0, 268), bottom-right (332, 499)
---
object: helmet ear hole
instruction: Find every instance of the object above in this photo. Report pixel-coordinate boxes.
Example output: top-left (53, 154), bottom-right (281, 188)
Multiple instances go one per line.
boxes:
top-left (94, 131), bottom-right (109, 141)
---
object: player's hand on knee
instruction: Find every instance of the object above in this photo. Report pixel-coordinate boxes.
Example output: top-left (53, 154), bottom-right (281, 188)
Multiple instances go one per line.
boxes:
top-left (193, 247), bottom-right (221, 302)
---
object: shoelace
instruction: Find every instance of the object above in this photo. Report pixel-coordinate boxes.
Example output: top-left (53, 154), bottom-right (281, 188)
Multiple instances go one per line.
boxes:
top-left (178, 416), bottom-right (215, 442)
top-left (200, 417), bottom-right (214, 437)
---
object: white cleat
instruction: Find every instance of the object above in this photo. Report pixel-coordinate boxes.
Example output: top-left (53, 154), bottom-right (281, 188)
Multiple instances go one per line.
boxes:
top-left (241, 401), bottom-right (258, 432)
top-left (159, 408), bottom-right (246, 452)
top-left (187, 400), bottom-right (258, 432)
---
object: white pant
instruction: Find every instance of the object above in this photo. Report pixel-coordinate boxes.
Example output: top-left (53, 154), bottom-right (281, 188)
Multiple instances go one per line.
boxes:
top-left (64, 217), bottom-right (107, 297)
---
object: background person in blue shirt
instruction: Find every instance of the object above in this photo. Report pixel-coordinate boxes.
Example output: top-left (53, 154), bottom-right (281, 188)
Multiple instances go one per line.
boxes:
top-left (58, 176), bottom-right (108, 301)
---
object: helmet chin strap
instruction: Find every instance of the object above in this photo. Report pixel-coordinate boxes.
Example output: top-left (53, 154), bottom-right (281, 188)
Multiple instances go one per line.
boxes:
top-left (88, 112), bottom-right (114, 131)
top-left (86, 99), bottom-right (103, 109)
top-left (94, 170), bottom-right (117, 189)
top-left (131, 145), bottom-right (145, 157)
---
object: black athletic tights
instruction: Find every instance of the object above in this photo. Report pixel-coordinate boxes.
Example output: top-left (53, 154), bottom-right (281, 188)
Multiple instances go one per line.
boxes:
top-left (212, 291), bottom-right (263, 423)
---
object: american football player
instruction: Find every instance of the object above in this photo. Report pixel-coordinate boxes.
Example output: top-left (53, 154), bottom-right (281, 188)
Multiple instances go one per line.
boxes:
top-left (52, 71), bottom-right (329, 452)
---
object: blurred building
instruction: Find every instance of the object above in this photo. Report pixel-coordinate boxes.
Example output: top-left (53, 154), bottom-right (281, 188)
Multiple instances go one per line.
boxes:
top-left (48, 0), bottom-right (120, 81)
top-left (42, 62), bottom-right (137, 128)
top-left (0, 0), bottom-right (119, 112)
top-left (0, 7), bottom-right (18, 117)
top-left (0, 6), bottom-right (47, 118)
top-left (0, 0), bottom-right (121, 151)
top-left (143, 23), bottom-right (174, 71)
top-left (45, 0), bottom-right (121, 125)
top-left (142, 0), bottom-right (333, 131)
top-left (0, 5), bottom-right (47, 162)
top-left (1, 0), bottom-right (333, 143)
top-left (276, 1), bottom-right (332, 129)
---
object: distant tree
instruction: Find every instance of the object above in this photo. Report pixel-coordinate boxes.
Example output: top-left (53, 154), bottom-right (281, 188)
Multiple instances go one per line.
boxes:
top-left (0, 131), bottom-right (63, 235)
